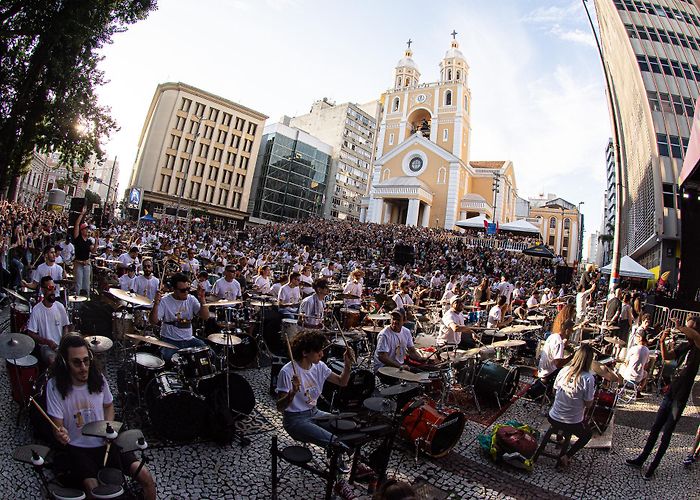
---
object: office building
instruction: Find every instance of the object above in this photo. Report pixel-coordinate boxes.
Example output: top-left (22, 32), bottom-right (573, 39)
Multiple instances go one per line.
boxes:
top-left (528, 194), bottom-right (583, 266)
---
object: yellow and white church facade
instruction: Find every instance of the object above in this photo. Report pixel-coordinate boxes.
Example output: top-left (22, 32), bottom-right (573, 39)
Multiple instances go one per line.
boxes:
top-left (363, 37), bottom-right (518, 229)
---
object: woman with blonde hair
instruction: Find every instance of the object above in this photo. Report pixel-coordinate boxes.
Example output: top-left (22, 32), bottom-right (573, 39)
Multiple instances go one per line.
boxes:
top-left (552, 304), bottom-right (576, 334)
top-left (546, 344), bottom-right (596, 467)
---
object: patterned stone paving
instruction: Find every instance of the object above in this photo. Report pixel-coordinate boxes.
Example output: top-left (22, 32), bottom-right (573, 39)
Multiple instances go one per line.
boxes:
top-left (1, 304), bottom-right (698, 499)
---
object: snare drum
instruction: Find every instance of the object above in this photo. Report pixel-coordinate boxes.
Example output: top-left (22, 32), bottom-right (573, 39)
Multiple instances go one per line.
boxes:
top-left (6, 355), bottom-right (38, 403)
top-left (135, 352), bottom-right (165, 388)
top-left (340, 308), bottom-right (360, 330)
top-left (281, 318), bottom-right (299, 341)
top-left (112, 311), bottom-right (134, 340)
top-left (10, 302), bottom-right (30, 333)
top-left (400, 397), bottom-right (465, 457)
top-left (319, 358), bottom-right (375, 411)
top-left (145, 372), bottom-right (208, 441)
top-left (174, 346), bottom-right (218, 381)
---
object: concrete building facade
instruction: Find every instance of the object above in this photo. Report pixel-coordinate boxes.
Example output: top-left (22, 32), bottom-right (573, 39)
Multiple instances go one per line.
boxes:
top-left (364, 38), bottom-right (518, 229)
top-left (289, 99), bottom-right (376, 221)
top-left (594, 0), bottom-right (700, 282)
top-left (528, 194), bottom-right (582, 267)
top-left (129, 82), bottom-right (267, 225)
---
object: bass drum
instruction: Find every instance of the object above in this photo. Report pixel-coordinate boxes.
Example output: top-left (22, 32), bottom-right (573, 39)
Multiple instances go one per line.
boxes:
top-left (227, 333), bottom-right (259, 369)
top-left (318, 358), bottom-right (375, 412)
top-left (474, 361), bottom-right (520, 406)
top-left (586, 388), bottom-right (616, 433)
top-left (10, 302), bottom-right (30, 332)
top-left (400, 397), bottom-right (465, 458)
top-left (145, 372), bottom-right (208, 442)
top-left (196, 371), bottom-right (256, 417)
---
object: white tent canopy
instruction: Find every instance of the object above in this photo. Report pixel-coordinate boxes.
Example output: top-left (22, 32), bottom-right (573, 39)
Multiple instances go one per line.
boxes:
top-left (600, 255), bottom-right (654, 279)
top-left (455, 215), bottom-right (489, 229)
top-left (498, 219), bottom-right (541, 234)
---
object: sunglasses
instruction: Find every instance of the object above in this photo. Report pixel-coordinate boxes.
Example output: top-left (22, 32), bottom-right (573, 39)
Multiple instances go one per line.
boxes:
top-left (70, 357), bottom-right (90, 367)
top-left (43, 284), bottom-right (56, 291)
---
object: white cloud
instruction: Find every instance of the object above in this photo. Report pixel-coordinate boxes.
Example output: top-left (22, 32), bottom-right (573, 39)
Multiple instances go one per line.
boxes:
top-left (551, 25), bottom-right (596, 48)
top-left (521, 2), bottom-right (582, 24)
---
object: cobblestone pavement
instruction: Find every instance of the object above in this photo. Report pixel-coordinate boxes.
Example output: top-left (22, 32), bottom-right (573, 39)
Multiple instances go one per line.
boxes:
top-left (1, 307), bottom-right (698, 499)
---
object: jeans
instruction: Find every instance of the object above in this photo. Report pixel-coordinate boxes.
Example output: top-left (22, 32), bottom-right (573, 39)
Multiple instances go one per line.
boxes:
top-left (73, 261), bottom-right (91, 296)
top-left (637, 391), bottom-right (688, 472)
top-left (547, 415), bottom-right (593, 458)
top-left (283, 408), bottom-right (334, 448)
top-left (161, 336), bottom-right (207, 363)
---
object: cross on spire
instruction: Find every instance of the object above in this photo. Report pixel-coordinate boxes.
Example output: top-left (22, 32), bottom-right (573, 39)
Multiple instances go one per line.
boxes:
top-left (406, 38), bottom-right (413, 50)
top-left (451, 30), bottom-right (458, 40)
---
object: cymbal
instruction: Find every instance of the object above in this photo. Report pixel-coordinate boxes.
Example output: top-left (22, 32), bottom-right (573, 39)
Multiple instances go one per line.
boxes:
top-left (361, 326), bottom-right (383, 334)
top-left (368, 313), bottom-right (391, 321)
top-left (589, 323), bottom-right (620, 331)
top-left (249, 299), bottom-right (275, 307)
top-left (591, 360), bottom-right (618, 382)
top-left (377, 366), bottom-right (425, 382)
top-left (82, 420), bottom-right (123, 438)
top-left (99, 259), bottom-right (122, 265)
top-left (492, 339), bottom-right (526, 348)
top-left (528, 315), bottom-right (546, 321)
top-left (363, 397), bottom-right (397, 414)
top-left (205, 299), bottom-right (243, 307)
top-left (115, 429), bottom-right (147, 453)
top-left (0, 332), bottom-right (35, 359)
top-left (108, 288), bottom-right (152, 306)
top-left (326, 300), bottom-right (344, 306)
top-left (498, 325), bottom-right (528, 334)
top-left (480, 300), bottom-right (497, 306)
top-left (3, 288), bottom-right (29, 303)
top-left (520, 325), bottom-right (541, 331)
top-left (439, 349), bottom-right (481, 362)
top-left (13, 444), bottom-right (51, 465)
top-left (125, 333), bottom-right (176, 349)
top-left (68, 295), bottom-right (88, 303)
top-left (604, 336), bottom-right (626, 346)
top-left (85, 335), bottom-right (113, 353)
top-left (380, 382), bottom-right (420, 397)
top-left (311, 412), bottom-right (357, 422)
top-left (207, 333), bottom-right (242, 346)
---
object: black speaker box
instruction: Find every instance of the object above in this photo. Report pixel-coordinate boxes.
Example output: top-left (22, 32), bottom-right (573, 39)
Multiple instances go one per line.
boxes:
top-left (394, 244), bottom-right (415, 265)
top-left (555, 266), bottom-right (574, 285)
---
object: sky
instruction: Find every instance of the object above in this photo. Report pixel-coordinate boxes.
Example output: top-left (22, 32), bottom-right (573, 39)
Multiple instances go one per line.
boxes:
top-left (97, 0), bottom-right (611, 257)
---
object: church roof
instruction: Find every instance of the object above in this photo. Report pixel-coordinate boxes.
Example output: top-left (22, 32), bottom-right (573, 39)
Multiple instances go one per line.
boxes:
top-left (396, 49), bottom-right (419, 70)
top-left (374, 175), bottom-right (431, 190)
top-left (461, 193), bottom-right (487, 202)
top-left (469, 161), bottom-right (507, 169)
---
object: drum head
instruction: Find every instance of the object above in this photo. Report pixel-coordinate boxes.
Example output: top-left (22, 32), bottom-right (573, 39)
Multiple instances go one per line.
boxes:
top-left (7, 355), bottom-right (37, 367)
top-left (145, 373), bottom-right (207, 441)
top-left (429, 410), bottom-right (465, 457)
top-left (178, 345), bottom-right (210, 355)
top-left (135, 352), bottom-right (165, 369)
top-left (475, 362), bottom-right (520, 404)
top-left (197, 372), bottom-right (255, 417)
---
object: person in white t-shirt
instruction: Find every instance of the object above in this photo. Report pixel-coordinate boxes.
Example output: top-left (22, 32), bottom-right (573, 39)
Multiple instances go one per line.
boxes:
top-left (373, 311), bottom-right (424, 373)
top-left (22, 245), bottom-right (65, 297)
top-left (26, 276), bottom-right (71, 364)
top-left (276, 330), bottom-right (354, 447)
top-left (487, 296), bottom-right (510, 329)
top-left (118, 265), bottom-right (136, 291)
top-left (546, 345), bottom-right (596, 467)
top-left (299, 279), bottom-right (329, 329)
top-left (496, 275), bottom-right (515, 305)
top-left (132, 260), bottom-right (160, 302)
top-left (526, 290), bottom-right (541, 309)
top-left (575, 282), bottom-right (596, 322)
top-left (47, 334), bottom-right (156, 499)
top-left (278, 272), bottom-right (301, 319)
top-left (149, 273), bottom-right (209, 361)
top-left (252, 265), bottom-right (272, 295)
top-left (299, 265), bottom-right (315, 297)
top-left (211, 265), bottom-right (242, 300)
top-left (619, 331), bottom-right (650, 391)
top-left (192, 270), bottom-right (212, 294)
top-left (117, 246), bottom-right (140, 272)
top-left (438, 296), bottom-right (475, 348)
top-left (538, 320), bottom-right (574, 381)
top-left (342, 270), bottom-right (363, 310)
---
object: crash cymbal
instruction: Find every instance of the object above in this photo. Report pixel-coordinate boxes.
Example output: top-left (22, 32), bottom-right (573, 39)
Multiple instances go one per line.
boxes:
top-left (377, 366), bottom-right (425, 382)
top-left (81, 420), bottom-right (123, 438)
top-left (439, 349), bottom-right (480, 363)
top-left (589, 323), bottom-right (620, 331)
top-left (480, 300), bottom-right (497, 307)
top-left (85, 335), bottom-right (113, 353)
top-left (0, 332), bottom-right (35, 359)
top-left (520, 325), bottom-right (541, 331)
top-left (249, 299), bottom-right (275, 307)
top-left (368, 313), bottom-right (391, 321)
top-left (3, 288), bottom-right (29, 303)
top-left (68, 294), bottom-right (88, 303)
top-left (491, 339), bottom-right (526, 348)
top-left (604, 336), bottom-right (626, 346)
top-left (108, 288), bottom-right (152, 306)
top-left (579, 338), bottom-right (599, 345)
top-left (498, 325), bottom-right (528, 334)
top-left (205, 299), bottom-right (243, 307)
top-left (125, 333), bottom-right (177, 349)
top-left (460, 347), bottom-right (486, 357)
top-left (361, 325), bottom-right (383, 334)
top-left (591, 360), bottom-right (618, 382)
top-left (326, 300), bottom-right (344, 306)
top-left (207, 333), bottom-right (242, 346)
top-left (528, 315), bottom-right (546, 321)
top-left (380, 382), bottom-right (420, 397)
top-left (114, 429), bottom-right (147, 453)
top-left (363, 397), bottom-right (397, 414)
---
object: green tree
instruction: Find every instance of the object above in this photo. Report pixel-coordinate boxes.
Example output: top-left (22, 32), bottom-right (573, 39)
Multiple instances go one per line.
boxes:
top-left (85, 188), bottom-right (101, 208)
top-left (0, 0), bottom-right (157, 199)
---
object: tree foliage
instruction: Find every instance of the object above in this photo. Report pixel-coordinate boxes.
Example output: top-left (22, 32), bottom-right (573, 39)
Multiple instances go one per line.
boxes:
top-left (0, 0), bottom-right (157, 198)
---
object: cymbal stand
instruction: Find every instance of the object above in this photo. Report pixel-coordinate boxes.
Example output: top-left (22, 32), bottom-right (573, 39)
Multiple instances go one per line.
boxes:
top-left (459, 350), bottom-right (482, 414)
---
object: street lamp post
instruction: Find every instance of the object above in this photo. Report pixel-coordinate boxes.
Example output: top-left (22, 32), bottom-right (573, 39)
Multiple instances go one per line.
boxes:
top-left (577, 201), bottom-right (585, 264)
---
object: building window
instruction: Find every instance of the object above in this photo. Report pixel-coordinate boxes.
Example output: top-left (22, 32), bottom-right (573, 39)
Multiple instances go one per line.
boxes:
top-left (169, 134), bottom-right (180, 150)
top-left (247, 122), bottom-right (257, 135)
top-left (219, 189), bottom-right (229, 205)
top-left (194, 102), bottom-right (205, 117)
top-left (194, 161), bottom-right (204, 177)
top-left (239, 156), bottom-right (249, 170)
top-left (181, 98), bottom-right (192, 112)
top-left (563, 236), bottom-right (569, 248)
top-left (564, 218), bottom-right (571, 230)
top-left (392, 97), bottom-right (400, 112)
top-left (208, 108), bottom-right (219, 121)
top-left (447, 69), bottom-right (452, 80)
top-left (562, 249), bottom-right (568, 259)
top-left (175, 116), bottom-right (185, 131)
top-left (160, 174), bottom-right (171, 192)
top-left (212, 148), bottom-right (222, 162)
top-left (443, 128), bottom-right (449, 142)
top-left (233, 191), bottom-right (241, 209)
top-left (437, 167), bottom-right (446, 184)
top-left (549, 217), bottom-right (556, 229)
top-left (230, 135), bottom-right (241, 148)
top-left (203, 125), bottom-right (213, 140)
top-left (198, 143), bottom-right (209, 158)
top-left (189, 120), bottom-right (198, 134)
top-left (227, 152), bottom-right (237, 166)
top-left (663, 183), bottom-right (675, 208)
top-left (222, 112), bottom-right (232, 127)
top-left (382, 168), bottom-right (390, 181)
top-left (217, 129), bottom-right (228, 143)
top-left (445, 90), bottom-right (452, 106)
top-left (178, 157), bottom-right (187, 173)
top-left (657, 133), bottom-right (669, 157)
top-left (209, 166), bottom-right (219, 181)
top-left (548, 234), bottom-right (555, 246)
top-left (243, 139), bottom-right (253, 153)
top-left (164, 154), bottom-right (175, 170)
top-left (456, 70), bottom-right (461, 80)
top-left (234, 117), bottom-right (246, 131)
top-left (405, 78), bottom-right (410, 86)
top-left (389, 133), bottom-right (394, 145)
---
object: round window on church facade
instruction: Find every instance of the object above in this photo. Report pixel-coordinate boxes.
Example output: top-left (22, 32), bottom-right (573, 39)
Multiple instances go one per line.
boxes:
top-left (409, 156), bottom-right (423, 172)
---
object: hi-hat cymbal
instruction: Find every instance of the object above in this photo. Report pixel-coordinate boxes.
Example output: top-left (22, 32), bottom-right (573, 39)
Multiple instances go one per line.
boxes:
top-left (108, 288), bottom-right (152, 306)
top-left (13, 444), bottom-right (51, 465)
top-left (0, 332), bottom-right (35, 359)
top-left (380, 382), bottom-right (420, 397)
top-left (85, 335), bottom-right (113, 353)
top-left (125, 333), bottom-right (176, 349)
top-left (492, 339), bottom-right (526, 348)
top-left (68, 295), bottom-right (88, 303)
top-left (377, 366), bottom-right (425, 382)
top-left (205, 299), bottom-right (243, 307)
top-left (326, 300), bottom-right (344, 306)
top-left (3, 288), bottom-right (29, 303)
top-left (368, 313), bottom-right (391, 321)
top-left (82, 420), bottom-right (123, 438)
top-left (207, 333), bottom-right (242, 346)
top-left (480, 300), bottom-right (497, 307)
top-left (361, 325), bottom-right (384, 334)
top-left (604, 336), bottom-right (626, 346)
top-left (589, 323), bottom-right (620, 331)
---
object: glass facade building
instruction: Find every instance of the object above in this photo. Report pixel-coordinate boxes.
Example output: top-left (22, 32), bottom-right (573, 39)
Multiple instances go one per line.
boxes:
top-left (249, 123), bottom-right (331, 222)
top-left (594, 0), bottom-right (700, 281)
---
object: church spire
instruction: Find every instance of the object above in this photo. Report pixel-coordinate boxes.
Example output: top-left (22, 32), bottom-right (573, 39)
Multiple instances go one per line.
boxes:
top-left (440, 31), bottom-right (468, 84)
top-left (394, 39), bottom-right (420, 90)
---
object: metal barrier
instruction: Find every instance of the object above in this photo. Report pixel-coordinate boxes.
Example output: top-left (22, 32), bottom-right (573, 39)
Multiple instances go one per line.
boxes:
top-left (647, 304), bottom-right (670, 329)
top-left (668, 308), bottom-right (699, 328)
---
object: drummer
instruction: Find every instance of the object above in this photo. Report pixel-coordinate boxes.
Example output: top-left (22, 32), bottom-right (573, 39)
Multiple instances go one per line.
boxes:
top-left (132, 260), bottom-right (159, 303)
top-left (342, 269), bottom-right (363, 310)
top-left (278, 272), bottom-right (301, 319)
top-left (26, 276), bottom-right (72, 364)
top-left (528, 319), bottom-right (575, 399)
top-left (117, 246), bottom-right (140, 273)
top-left (46, 334), bottom-right (156, 499)
top-left (252, 265), bottom-right (272, 295)
top-left (149, 273), bottom-right (209, 362)
top-left (22, 245), bottom-right (65, 298)
top-left (486, 296), bottom-right (511, 329)
top-left (299, 265), bottom-right (315, 297)
top-left (372, 311), bottom-right (424, 374)
top-left (437, 296), bottom-right (476, 349)
top-left (299, 278), bottom-right (329, 329)
top-left (393, 280), bottom-right (415, 331)
top-left (118, 264), bottom-right (136, 291)
top-left (618, 330), bottom-right (650, 394)
top-left (211, 265), bottom-right (242, 300)
top-left (192, 270), bottom-right (212, 294)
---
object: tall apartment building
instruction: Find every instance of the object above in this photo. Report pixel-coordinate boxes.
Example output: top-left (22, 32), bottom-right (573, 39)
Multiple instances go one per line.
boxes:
top-left (594, 0), bottom-right (700, 282)
top-left (599, 138), bottom-right (617, 265)
top-left (289, 99), bottom-right (376, 221)
top-left (129, 82), bottom-right (267, 226)
top-left (248, 122), bottom-right (332, 223)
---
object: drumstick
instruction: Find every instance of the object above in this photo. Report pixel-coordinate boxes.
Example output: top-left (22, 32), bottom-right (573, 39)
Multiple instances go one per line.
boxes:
top-left (283, 333), bottom-right (298, 378)
top-left (103, 443), bottom-right (111, 467)
top-left (338, 328), bottom-right (356, 364)
top-left (29, 397), bottom-right (60, 432)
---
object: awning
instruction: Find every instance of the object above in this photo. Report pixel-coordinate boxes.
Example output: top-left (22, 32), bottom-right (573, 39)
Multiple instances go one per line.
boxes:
top-left (522, 243), bottom-right (555, 258)
top-left (600, 255), bottom-right (654, 279)
top-left (455, 214), bottom-right (489, 229)
top-left (498, 219), bottom-right (541, 235)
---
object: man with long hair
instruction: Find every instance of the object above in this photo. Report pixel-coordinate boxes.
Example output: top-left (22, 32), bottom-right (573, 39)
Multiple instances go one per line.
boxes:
top-left (547, 343), bottom-right (595, 467)
top-left (626, 315), bottom-right (700, 479)
top-left (46, 334), bottom-right (156, 499)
